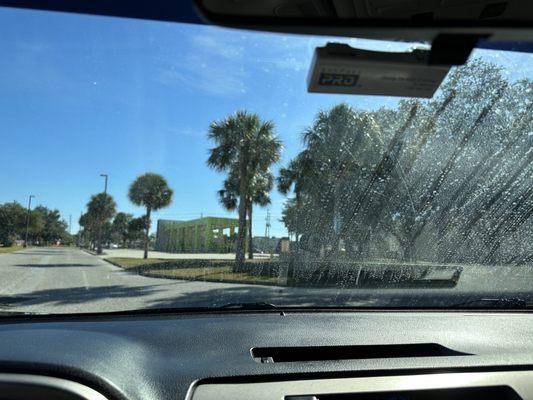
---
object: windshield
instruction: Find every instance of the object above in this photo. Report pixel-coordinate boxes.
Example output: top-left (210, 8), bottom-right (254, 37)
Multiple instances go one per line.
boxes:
top-left (1, 7), bottom-right (533, 313)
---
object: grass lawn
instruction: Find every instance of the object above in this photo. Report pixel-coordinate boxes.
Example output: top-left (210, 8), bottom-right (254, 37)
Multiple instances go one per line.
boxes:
top-left (0, 246), bottom-right (24, 254)
top-left (106, 257), bottom-right (168, 269)
top-left (106, 257), bottom-right (280, 285)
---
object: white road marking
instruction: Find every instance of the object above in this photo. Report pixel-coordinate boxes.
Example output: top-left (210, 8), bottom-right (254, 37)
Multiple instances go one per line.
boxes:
top-left (82, 270), bottom-right (89, 290)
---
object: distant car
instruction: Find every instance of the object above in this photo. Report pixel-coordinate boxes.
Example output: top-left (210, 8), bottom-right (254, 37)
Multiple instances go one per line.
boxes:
top-left (110, 244), bottom-right (119, 249)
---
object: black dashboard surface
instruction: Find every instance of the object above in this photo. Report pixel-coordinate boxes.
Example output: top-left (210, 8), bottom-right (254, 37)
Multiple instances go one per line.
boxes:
top-left (0, 312), bottom-right (533, 400)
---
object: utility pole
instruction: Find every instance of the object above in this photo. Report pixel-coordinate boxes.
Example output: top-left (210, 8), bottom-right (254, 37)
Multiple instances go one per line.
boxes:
top-left (69, 214), bottom-right (72, 235)
top-left (24, 195), bottom-right (35, 248)
top-left (79, 211), bottom-right (83, 248)
top-left (265, 209), bottom-right (271, 238)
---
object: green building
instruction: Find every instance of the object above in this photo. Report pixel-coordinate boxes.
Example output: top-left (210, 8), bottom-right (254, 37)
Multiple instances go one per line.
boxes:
top-left (155, 217), bottom-right (240, 253)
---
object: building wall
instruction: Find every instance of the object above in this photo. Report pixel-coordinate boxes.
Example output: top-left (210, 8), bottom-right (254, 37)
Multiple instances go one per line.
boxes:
top-left (155, 217), bottom-right (239, 253)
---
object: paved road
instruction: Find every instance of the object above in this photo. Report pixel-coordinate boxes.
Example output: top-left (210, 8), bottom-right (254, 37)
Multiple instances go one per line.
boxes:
top-left (2, 247), bottom-right (533, 314)
top-left (0, 247), bottom-right (290, 314)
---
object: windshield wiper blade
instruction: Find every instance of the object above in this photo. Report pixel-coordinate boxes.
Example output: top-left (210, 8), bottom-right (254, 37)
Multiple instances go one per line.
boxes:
top-left (218, 302), bottom-right (278, 310)
top-left (0, 310), bottom-right (41, 316)
top-left (0, 304), bottom-right (282, 319)
top-left (449, 297), bottom-right (530, 309)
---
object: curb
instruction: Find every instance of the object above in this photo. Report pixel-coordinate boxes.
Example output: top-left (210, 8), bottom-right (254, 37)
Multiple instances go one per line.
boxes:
top-left (81, 248), bottom-right (110, 256)
top-left (102, 258), bottom-right (122, 267)
top-left (81, 248), bottom-right (100, 256)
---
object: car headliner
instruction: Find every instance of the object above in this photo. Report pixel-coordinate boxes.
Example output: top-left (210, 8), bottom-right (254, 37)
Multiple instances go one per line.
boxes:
top-left (0, 0), bottom-right (530, 52)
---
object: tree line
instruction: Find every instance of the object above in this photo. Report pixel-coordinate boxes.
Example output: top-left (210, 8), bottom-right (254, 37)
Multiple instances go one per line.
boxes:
top-left (0, 202), bottom-right (70, 247)
top-left (278, 59), bottom-right (533, 266)
top-left (79, 172), bottom-right (173, 259)
top-left (207, 58), bottom-right (533, 270)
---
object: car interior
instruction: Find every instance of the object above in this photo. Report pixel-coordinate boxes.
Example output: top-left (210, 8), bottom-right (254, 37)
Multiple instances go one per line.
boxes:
top-left (0, 1), bottom-right (533, 400)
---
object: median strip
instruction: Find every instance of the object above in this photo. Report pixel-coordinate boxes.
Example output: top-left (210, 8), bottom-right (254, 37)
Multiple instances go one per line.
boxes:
top-left (105, 257), bottom-right (281, 286)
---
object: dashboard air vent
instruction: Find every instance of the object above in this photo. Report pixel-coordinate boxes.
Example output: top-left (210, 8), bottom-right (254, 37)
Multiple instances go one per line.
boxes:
top-left (251, 343), bottom-right (470, 363)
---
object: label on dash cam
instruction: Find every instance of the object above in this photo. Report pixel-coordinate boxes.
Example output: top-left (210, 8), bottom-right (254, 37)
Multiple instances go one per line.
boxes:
top-left (318, 72), bottom-right (360, 87)
top-left (308, 44), bottom-right (451, 98)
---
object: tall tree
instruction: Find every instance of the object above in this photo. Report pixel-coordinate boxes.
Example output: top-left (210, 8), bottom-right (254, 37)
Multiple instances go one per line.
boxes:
top-left (112, 212), bottom-right (133, 247)
top-left (32, 206), bottom-right (68, 245)
top-left (246, 171), bottom-right (274, 259)
top-left (218, 168), bottom-right (274, 259)
top-left (0, 202), bottom-right (70, 247)
top-left (128, 173), bottom-right (173, 259)
top-left (79, 212), bottom-right (99, 249)
top-left (0, 202), bottom-right (27, 246)
top-left (85, 193), bottom-right (117, 254)
top-left (207, 111), bottom-right (282, 270)
top-left (278, 103), bottom-right (382, 255)
top-left (127, 216), bottom-right (148, 247)
top-left (277, 149), bottom-right (315, 245)
top-left (278, 59), bottom-right (533, 266)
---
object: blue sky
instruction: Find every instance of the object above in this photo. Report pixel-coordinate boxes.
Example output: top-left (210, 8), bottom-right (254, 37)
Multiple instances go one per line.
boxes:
top-left (1, 7), bottom-right (532, 237)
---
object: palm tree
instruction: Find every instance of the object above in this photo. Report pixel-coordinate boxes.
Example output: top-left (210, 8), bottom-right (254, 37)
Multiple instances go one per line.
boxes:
top-left (247, 171), bottom-right (274, 258)
top-left (207, 111), bottom-right (282, 270)
top-left (278, 104), bottom-right (383, 256)
top-left (85, 193), bottom-right (117, 254)
top-left (277, 150), bottom-right (315, 245)
top-left (128, 173), bottom-right (173, 259)
top-left (218, 168), bottom-right (274, 259)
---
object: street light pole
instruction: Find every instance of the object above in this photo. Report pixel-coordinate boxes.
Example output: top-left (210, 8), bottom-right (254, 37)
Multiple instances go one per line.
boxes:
top-left (97, 174), bottom-right (108, 254)
top-left (100, 174), bottom-right (108, 194)
top-left (24, 195), bottom-right (35, 248)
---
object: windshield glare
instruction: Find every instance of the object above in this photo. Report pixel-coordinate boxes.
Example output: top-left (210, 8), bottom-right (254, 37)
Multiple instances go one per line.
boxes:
top-left (1, 7), bottom-right (533, 313)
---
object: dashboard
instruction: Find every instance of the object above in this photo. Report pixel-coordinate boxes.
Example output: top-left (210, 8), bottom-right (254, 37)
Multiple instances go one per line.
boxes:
top-left (1, 311), bottom-right (533, 400)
